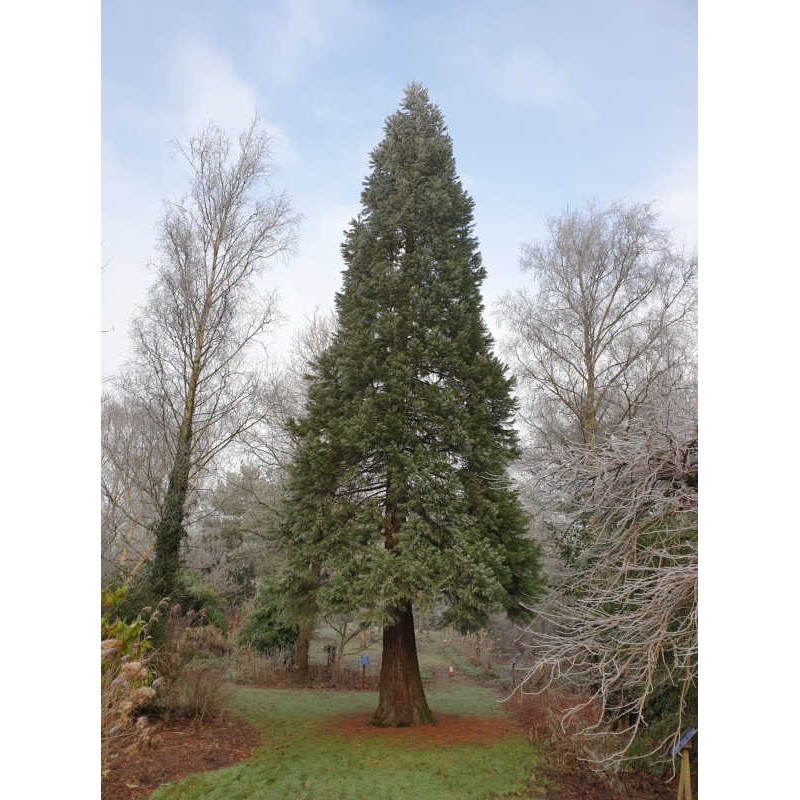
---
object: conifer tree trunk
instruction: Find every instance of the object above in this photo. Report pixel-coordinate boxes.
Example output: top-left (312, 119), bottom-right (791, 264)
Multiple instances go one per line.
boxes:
top-left (372, 601), bottom-right (434, 726)
top-left (293, 619), bottom-right (312, 684)
top-left (293, 587), bottom-right (317, 686)
top-left (372, 470), bottom-right (434, 724)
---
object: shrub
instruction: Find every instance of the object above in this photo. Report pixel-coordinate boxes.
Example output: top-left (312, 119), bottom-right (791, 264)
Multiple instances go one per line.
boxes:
top-left (624, 681), bottom-right (698, 775)
top-left (237, 581), bottom-right (298, 656)
top-left (108, 567), bottom-right (160, 625)
top-left (162, 662), bottom-right (228, 721)
top-left (178, 624), bottom-right (229, 658)
top-left (101, 585), bottom-right (163, 773)
top-left (106, 566), bottom-right (228, 641)
top-left (176, 572), bottom-right (229, 633)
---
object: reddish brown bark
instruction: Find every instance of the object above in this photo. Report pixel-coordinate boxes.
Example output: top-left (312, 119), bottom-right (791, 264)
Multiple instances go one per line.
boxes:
top-left (292, 561), bottom-right (321, 686)
top-left (293, 617), bottom-right (313, 686)
top-left (371, 601), bottom-right (434, 726)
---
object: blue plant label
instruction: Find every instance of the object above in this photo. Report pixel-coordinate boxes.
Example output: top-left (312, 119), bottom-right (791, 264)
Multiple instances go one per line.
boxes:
top-left (360, 655), bottom-right (369, 666)
top-left (673, 727), bottom-right (697, 754)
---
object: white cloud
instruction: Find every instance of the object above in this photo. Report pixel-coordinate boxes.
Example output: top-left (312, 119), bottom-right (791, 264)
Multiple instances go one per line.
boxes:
top-left (246, 0), bottom-right (375, 85)
top-left (169, 36), bottom-right (258, 134)
top-left (101, 142), bottom-right (163, 378)
top-left (101, 37), bottom-right (300, 379)
top-left (645, 154), bottom-right (698, 251)
top-left (165, 36), bottom-right (295, 166)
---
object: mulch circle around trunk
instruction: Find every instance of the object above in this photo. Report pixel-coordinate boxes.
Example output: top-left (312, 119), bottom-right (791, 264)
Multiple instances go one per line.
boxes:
top-left (329, 712), bottom-right (523, 746)
top-left (102, 713), bottom-right (261, 800)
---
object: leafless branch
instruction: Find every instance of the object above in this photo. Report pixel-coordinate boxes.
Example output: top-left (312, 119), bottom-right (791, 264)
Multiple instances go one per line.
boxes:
top-left (513, 413), bottom-right (697, 770)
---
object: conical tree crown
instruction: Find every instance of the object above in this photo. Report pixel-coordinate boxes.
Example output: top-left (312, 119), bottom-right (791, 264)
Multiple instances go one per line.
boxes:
top-left (284, 84), bottom-right (541, 628)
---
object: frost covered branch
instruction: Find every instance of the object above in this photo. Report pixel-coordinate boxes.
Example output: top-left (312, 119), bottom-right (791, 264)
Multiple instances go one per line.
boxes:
top-left (515, 413), bottom-right (697, 769)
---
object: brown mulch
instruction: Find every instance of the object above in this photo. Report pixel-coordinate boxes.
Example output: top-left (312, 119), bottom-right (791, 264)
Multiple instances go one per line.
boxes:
top-left (101, 713), bottom-right (261, 800)
top-left (329, 711), bottom-right (522, 746)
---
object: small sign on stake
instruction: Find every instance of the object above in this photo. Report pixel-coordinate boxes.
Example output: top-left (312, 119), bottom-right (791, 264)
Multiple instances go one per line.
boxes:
top-left (672, 727), bottom-right (697, 755)
top-left (674, 728), bottom-right (697, 800)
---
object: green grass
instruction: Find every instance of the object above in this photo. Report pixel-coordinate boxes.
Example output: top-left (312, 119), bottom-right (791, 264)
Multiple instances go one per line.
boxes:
top-left (151, 683), bottom-right (547, 800)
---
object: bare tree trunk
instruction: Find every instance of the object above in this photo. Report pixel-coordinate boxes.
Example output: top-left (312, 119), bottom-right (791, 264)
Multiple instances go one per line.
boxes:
top-left (372, 601), bottom-right (434, 726)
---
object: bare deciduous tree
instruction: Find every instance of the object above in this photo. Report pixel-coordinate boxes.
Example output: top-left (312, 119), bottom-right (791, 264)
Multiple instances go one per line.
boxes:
top-left (321, 614), bottom-right (377, 675)
top-left (514, 412), bottom-right (697, 770)
top-left (101, 391), bottom-right (172, 584)
top-left (496, 201), bottom-right (698, 770)
top-left (498, 201), bottom-right (696, 448)
top-left (260, 309), bottom-right (338, 682)
top-left (114, 118), bottom-right (299, 598)
top-left (240, 307), bottom-right (337, 474)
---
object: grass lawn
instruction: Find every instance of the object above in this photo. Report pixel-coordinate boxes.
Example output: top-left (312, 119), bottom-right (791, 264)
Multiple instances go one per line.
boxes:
top-left (150, 682), bottom-right (548, 799)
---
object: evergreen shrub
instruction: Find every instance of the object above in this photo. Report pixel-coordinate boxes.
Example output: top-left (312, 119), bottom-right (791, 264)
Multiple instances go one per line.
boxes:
top-left (237, 581), bottom-right (298, 656)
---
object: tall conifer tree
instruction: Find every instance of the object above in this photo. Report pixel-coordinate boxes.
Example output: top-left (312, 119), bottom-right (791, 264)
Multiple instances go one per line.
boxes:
top-left (282, 84), bottom-right (542, 725)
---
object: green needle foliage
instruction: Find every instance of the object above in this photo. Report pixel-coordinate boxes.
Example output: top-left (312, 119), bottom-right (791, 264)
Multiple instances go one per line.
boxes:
top-left (237, 580), bottom-right (299, 656)
top-left (281, 84), bottom-right (543, 725)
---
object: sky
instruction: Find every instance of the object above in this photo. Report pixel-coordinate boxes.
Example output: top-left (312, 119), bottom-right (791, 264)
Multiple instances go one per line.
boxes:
top-left (101, 0), bottom-right (698, 380)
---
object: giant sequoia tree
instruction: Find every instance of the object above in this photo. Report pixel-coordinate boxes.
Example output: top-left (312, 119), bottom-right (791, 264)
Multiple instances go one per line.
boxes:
top-left (282, 84), bottom-right (542, 726)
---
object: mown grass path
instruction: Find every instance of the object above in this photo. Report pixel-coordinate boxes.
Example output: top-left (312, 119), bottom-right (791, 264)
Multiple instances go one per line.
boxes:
top-left (151, 682), bottom-right (547, 799)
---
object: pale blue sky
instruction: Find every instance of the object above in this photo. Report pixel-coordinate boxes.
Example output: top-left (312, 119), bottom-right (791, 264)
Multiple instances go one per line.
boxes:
top-left (101, 0), bottom-right (697, 378)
